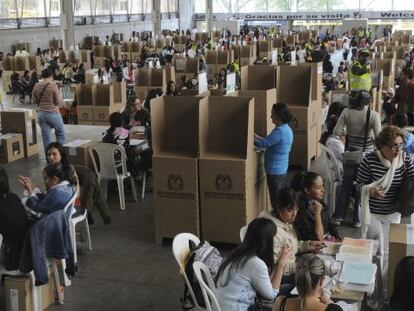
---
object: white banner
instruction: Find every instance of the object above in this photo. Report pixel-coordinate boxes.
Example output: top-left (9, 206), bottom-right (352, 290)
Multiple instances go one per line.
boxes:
top-left (194, 11), bottom-right (414, 21)
top-left (226, 73), bottom-right (236, 94)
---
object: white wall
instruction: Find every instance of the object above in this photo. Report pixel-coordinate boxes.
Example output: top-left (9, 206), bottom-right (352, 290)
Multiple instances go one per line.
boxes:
top-left (0, 18), bottom-right (179, 54)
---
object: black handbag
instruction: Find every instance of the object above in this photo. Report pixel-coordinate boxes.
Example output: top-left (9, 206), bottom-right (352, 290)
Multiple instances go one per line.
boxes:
top-left (395, 154), bottom-right (414, 216)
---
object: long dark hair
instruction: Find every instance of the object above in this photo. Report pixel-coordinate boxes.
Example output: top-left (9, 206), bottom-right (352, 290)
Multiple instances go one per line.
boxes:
top-left (291, 171), bottom-right (320, 193)
top-left (215, 218), bottom-right (276, 287)
top-left (45, 142), bottom-right (77, 186)
top-left (43, 163), bottom-right (76, 185)
top-left (320, 115), bottom-right (339, 145)
top-left (0, 166), bottom-right (10, 196)
top-left (390, 256), bottom-right (414, 309)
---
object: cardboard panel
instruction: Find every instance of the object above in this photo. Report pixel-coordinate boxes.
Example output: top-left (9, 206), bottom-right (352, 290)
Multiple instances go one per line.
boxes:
top-left (151, 96), bottom-right (200, 157)
top-left (93, 103), bottom-right (123, 123)
top-left (134, 86), bottom-right (148, 100)
top-left (186, 57), bottom-right (200, 74)
top-left (64, 140), bottom-right (99, 169)
top-left (277, 65), bottom-right (312, 106)
top-left (236, 89), bottom-right (277, 137)
top-left (135, 67), bottom-right (149, 86)
top-left (199, 96), bottom-right (253, 159)
top-left (0, 133), bottom-right (24, 163)
top-left (153, 156), bottom-right (199, 243)
top-left (113, 80), bottom-right (126, 104)
top-left (76, 84), bottom-right (97, 106)
top-left (298, 62), bottom-right (323, 102)
top-left (77, 106), bottom-right (94, 122)
top-left (0, 109), bottom-right (38, 157)
top-left (94, 84), bottom-right (114, 106)
top-left (199, 159), bottom-right (247, 243)
top-left (388, 224), bottom-right (414, 299)
top-left (241, 65), bottom-right (277, 91)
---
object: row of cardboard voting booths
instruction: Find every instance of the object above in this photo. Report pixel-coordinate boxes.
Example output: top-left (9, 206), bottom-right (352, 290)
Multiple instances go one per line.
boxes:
top-left (76, 81), bottom-right (127, 125)
top-left (152, 63), bottom-right (321, 244)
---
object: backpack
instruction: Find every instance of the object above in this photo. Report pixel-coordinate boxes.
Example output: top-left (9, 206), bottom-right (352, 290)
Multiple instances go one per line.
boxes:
top-left (181, 240), bottom-right (223, 310)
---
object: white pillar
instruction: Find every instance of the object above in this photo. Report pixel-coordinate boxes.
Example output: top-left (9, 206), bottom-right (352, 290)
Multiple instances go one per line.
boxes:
top-left (206, 0), bottom-right (212, 33)
top-left (153, 0), bottom-right (161, 37)
top-left (60, 0), bottom-right (75, 50)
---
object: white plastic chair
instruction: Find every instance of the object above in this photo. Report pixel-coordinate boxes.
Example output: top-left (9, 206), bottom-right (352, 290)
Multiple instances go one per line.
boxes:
top-left (71, 208), bottom-right (92, 265)
top-left (172, 233), bottom-right (201, 310)
top-left (240, 225), bottom-right (247, 242)
top-left (193, 261), bottom-right (221, 311)
top-left (89, 143), bottom-right (138, 210)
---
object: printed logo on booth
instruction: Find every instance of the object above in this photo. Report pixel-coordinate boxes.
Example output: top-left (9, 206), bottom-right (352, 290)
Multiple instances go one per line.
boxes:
top-left (167, 174), bottom-right (184, 191)
top-left (289, 118), bottom-right (299, 129)
top-left (215, 174), bottom-right (233, 191)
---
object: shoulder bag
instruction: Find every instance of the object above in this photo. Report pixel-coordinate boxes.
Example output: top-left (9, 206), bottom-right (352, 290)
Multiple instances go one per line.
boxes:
top-left (343, 107), bottom-right (371, 165)
top-left (35, 82), bottom-right (50, 107)
top-left (395, 153), bottom-right (414, 216)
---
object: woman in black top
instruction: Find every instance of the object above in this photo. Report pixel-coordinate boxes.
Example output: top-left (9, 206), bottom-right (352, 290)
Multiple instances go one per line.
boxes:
top-left (0, 167), bottom-right (29, 270)
top-left (292, 171), bottom-right (340, 242)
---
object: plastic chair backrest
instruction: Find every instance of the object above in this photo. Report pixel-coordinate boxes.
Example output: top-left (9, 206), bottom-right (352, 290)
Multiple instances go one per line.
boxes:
top-left (193, 261), bottom-right (221, 311)
top-left (89, 143), bottom-right (128, 179)
top-left (319, 144), bottom-right (342, 182)
top-left (172, 233), bottom-right (201, 308)
top-left (240, 225), bottom-right (247, 242)
top-left (63, 187), bottom-right (79, 218)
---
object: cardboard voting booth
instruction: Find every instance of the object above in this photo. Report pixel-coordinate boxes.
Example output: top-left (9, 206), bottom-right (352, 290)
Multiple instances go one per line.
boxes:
top-left (151, 96), bottom-right (202, 244)
top-left (198, 96), bottom-right (266, 244)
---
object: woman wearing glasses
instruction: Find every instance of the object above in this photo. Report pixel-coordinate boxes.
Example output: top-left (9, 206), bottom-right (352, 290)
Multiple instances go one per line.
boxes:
top-left (332, 90), bottom-right (381, 228)
top-left (357, 126), bottom-right (414, 306)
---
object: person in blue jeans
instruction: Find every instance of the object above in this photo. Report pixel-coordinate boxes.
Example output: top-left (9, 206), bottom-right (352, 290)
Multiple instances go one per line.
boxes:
top-left (32, 68), bottom-right (65, 152)
top-left (254, 103), bottom-right (294, 208)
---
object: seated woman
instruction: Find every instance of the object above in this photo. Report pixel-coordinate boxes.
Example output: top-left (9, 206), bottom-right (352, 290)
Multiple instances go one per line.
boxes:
top-left (259, 188), bottom-right (324, 294)
top-left (381, 256), bottom-right (414, 311)
top-left (103, 112), bottom-right (151, 176)
top-left (0, 167), bottom-right (29, 270)
top-left (215, 218), bottom-right (292, 311)
top-left (18, 163), bottom-right (76, 218)
top-left (273, 254), bottom-right (343, 311)
top-left (46, 142), bottom-right (111, 224)
top-left (292, 172), bottom-right (341, 242)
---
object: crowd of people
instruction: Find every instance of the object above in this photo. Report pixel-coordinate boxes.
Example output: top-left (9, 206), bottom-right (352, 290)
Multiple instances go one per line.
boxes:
top-left (2, 25), bottom-right (414, 310)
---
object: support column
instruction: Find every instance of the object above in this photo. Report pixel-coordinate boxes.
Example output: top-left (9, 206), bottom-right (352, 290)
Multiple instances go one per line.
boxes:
top-left (206, 0), bottom-right (213, 33)
top-left (153, 0), bottom-right (161, 37)
top-left (60, 0), bottom-right (76, 50)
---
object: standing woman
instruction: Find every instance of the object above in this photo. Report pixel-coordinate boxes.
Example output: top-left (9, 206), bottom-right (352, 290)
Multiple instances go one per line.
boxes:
top-left (215, 218), bottom-right (292, 310)
top-left (254, 103), bottom-right (294, 208)
top-left (32, 68), bottom-right (65, 152)
top-left (332, 90), bottom-right (381, 228)
top-left (357, 126), bottom-right (414, 302)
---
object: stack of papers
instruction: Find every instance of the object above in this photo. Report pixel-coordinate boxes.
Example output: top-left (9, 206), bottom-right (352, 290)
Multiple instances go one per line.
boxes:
top-left (336, 238), bottom-right (374, 263)
top-left (339, 261), bottom-right (377, 293)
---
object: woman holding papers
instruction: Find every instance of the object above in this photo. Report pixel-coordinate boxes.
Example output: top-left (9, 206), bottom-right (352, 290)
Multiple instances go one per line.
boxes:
top-left (356, 126), bottom-right (414, 304)
top-left (254, 103), bottom-right (294, 209)
top-left (273, 254), bottom-right (343, 311)
top-left (292, 171), bottom-right (341, 242)
top-left (259, 188), bottom-right (324, 295)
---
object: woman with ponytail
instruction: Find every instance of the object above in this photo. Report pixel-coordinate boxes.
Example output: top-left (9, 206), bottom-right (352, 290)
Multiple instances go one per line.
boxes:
top-left (273, 254), bottom-right (343, 311)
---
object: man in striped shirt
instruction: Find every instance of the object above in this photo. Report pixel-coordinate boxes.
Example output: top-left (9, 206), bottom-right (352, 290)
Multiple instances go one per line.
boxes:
top-left (32, 68), bottom-right (65, 151)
